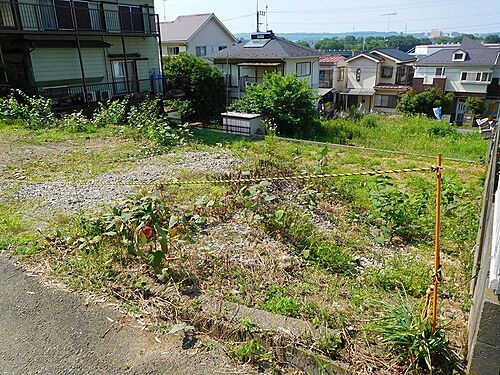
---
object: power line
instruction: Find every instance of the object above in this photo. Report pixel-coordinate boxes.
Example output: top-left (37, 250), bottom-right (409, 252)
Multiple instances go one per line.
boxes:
top-left (267, 0), bottom-right (476, 15)
top-left (270, 12), bottom-right (500, 26)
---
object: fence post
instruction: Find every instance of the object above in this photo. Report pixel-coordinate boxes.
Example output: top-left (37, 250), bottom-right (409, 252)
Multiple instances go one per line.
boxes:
top-left (432, 153), bottom-right (442, 334)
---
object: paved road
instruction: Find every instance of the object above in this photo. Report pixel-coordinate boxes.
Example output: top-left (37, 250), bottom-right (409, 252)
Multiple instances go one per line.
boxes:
top-left (0, 256), bottom-right (250, 375)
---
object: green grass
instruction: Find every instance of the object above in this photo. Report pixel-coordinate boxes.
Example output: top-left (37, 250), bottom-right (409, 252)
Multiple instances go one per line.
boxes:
top-left (317, 114), bottom-right (488, 161)
top-left (1, 118), bottom-right (487, 372)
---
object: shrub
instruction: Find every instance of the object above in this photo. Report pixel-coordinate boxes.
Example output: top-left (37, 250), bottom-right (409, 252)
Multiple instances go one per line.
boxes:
top-left (427, 122), bottom-right (457, 137)
top-left (92, 99), bottom-right (128, 127)
top-left (360, 114), bottom-right (378, 128)
top-left (347, 106), bottom-right (364, 121)
top-left (163, 53), bottom-right (224, 123)
top-left (128, 98), bottom-right (161, 130)
top-left (398, 88), bottom-right (454, 117)
top-left (369, 176), bottom-right (431, 242)
top-left (164, 99), bottom-right (194, 121)
top-left (0, 89), bottom-right (55, 129)
top-left (370, 301), bottom-right (451, 374)
top-left (464, 97), bottom-right (484, 118)
top-left (59, 111), bottom-right (96, 133)
top-left (319, 119), bottom-right (361, 144)
top-left (229, 72), bottom-right (320, 138)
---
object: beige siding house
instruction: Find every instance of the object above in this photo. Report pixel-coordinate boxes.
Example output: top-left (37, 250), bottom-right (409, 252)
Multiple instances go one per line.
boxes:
top-left (0, 0), bottom-right (162, 108)
top-left (342, 48), bottom-right (416, 113)
top-left (211, 31), bottom-right (320, 104)
top-left (159, 13), bottom-right (236, 58)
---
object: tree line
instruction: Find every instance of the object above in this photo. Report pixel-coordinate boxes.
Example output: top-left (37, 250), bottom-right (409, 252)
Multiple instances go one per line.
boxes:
top-left (298, 34), bottom-right (500, 53)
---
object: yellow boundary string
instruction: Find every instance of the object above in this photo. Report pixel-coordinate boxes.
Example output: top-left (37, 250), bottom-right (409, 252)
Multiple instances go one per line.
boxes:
top-left (1, 167), bottom-right (436, 188)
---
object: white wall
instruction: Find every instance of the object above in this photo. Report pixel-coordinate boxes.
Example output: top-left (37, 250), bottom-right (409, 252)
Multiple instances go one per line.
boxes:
top-left (416, 64), bottom-right (496, 94)
top-left (346, 56), bottom-right (378, 89)
top-left (185, 18), bottom-right (235, 57)
top-left (284, 57), bottom-right (320, 89)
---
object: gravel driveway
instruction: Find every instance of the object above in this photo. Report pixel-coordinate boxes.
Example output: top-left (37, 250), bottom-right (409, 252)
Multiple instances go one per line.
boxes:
top-left (4, 150), bottom-right (239, 214)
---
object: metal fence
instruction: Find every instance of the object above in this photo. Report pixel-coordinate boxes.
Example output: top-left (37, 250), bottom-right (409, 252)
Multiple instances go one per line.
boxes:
top-left (0, 0), bottom-right (157, 34)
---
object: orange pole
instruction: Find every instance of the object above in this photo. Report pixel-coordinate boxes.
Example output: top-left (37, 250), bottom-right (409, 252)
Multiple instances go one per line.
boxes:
top-left (432, 153), bottom-right (442, 334)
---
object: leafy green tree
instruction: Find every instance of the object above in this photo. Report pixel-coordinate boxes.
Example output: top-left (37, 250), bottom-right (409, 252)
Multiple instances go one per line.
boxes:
top-left (296, 40), bottom-right (311, 47)
top-left (397, 88), bottom-right (454, 117)
top-left (163, 52), bottom-right (224, 123)
top-left (229, 73), bottom-right (320, 137)
top-left (464, 97), bottom-right (484, 118)
top-left (485, 34), bottom-right (500, 44)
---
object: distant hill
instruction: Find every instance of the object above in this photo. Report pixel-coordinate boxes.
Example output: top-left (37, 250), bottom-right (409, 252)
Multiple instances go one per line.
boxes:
top-left (234, 31), bottom-right (427, 42)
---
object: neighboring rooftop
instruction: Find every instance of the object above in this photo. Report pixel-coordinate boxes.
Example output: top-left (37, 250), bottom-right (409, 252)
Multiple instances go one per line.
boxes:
top-left (319, 55), bottom-right (345, 64)
top-left (211, 31), bottom-right (320, 60)
top-left (346, 52), bottom-right (384, 63)
top-left (160, 13), bottom-right (236, 43)
top-left (417, 37), bottom-right (500, 65)
top-left (372, 48), bottom-right (417, 62)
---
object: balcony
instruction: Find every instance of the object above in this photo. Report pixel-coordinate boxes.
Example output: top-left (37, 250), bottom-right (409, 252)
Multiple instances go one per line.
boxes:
top-left (0, 0), bottom-right (158, 36)
top-left (0, 78), bottom-right (166, 109)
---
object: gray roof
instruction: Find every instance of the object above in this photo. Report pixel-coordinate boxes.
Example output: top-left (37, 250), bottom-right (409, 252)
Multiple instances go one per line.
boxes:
top-left (417, 37), bottom-right (500, 66)
top-left (372, 48), bottom-right (416, 62)
top-left (160, 13), bottom-right (235, 43)
top-left (211, 37), bottom-right (320, 60)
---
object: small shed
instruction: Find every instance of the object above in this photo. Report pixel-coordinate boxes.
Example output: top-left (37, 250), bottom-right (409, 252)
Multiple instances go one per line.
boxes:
top-left (221, 112), bottom-right (264, 136)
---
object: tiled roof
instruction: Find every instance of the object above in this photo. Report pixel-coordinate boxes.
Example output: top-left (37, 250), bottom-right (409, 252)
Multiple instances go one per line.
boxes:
top-left (374, 83), bottom-right (412, 90)
top-left (160, 13), bottom-right (235, 43)
top-left (417, 37), bottom-right (500, 65)
top-left (372, 48), bottom-right (416, 62)
top-left (211, 37), bottom-right (320, 60)
top-left (320, 55), bottom-right (345, 64)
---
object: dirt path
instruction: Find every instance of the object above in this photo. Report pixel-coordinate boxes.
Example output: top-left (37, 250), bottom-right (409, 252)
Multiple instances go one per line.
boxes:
top-left (0, 255), bottom-right (252, 375)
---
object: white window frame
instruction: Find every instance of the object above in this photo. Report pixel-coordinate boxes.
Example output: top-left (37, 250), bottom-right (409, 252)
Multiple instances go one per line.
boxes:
top-left (460, 71), bottom-right (493, 83)
top-left (195, 46), bottom-right (207, 57)
top-left (453, 52), bottom-right (466, 61)
top-left (296, 62), bottom-right (311, 77)
top-left (166, 46), bottom-right (179, 55)
top-left (435, 67), bottom-right (446, 77)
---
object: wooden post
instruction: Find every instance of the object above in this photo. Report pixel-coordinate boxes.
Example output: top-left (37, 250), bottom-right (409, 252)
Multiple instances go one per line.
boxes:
top-left (432, 153), bottom-right (442, 334)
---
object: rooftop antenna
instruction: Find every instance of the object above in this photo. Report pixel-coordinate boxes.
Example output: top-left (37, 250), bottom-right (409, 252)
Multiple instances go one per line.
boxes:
top-left (256, 0), bottom-right (265, 32)
top-left (381, 12), bottom-right (397, 33)
top-left (162, 0), bottom-right (167, 21)
top-left (266, 3), bottom-right (269, 31)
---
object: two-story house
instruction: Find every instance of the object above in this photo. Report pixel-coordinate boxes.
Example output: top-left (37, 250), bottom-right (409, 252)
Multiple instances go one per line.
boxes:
top-left (342, 48), bottom-right (416, 113)
top-left (0, 0), bottom-right (162, 109)
top-left (211, 31), bottom-right (320, 104)
top-left (413, 37), bottom-right (500, 123)
top-left (319, 55), bottom-right (346, 113)
top-left (159, 13), bottom-right (236, 58)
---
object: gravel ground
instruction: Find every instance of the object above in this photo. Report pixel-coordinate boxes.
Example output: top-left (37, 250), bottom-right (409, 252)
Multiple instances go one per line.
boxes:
top-left (0, 255), bottom-right (254, 375)
top-left (8, 151), bottom-right (239, 214)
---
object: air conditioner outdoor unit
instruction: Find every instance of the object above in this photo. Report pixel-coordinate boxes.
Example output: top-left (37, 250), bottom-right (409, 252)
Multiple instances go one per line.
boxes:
top-left (100, 90), bottom-right (111, 101)
top-left (85, 92), bottom-right (96, 102)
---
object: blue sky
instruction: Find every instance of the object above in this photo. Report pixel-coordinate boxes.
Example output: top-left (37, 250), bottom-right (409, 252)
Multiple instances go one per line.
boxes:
top-left (154, 0), bottom-right (500, 35)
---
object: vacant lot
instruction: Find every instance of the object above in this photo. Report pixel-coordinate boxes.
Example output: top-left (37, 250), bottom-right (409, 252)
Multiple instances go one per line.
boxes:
top-left (0, 115), bottom-right (488, 374)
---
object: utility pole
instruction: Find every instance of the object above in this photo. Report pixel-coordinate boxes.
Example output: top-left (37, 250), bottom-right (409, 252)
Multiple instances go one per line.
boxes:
top-left (381, 12), bottom-right (397, 33)
top-left (163, 0), bottom-right (167, 21)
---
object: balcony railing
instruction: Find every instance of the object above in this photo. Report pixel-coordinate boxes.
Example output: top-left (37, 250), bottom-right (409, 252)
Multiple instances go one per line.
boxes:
top-left (0, 0), bottom-right (158, 35)
top-left (0, 78), bottom-right (165, 107)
